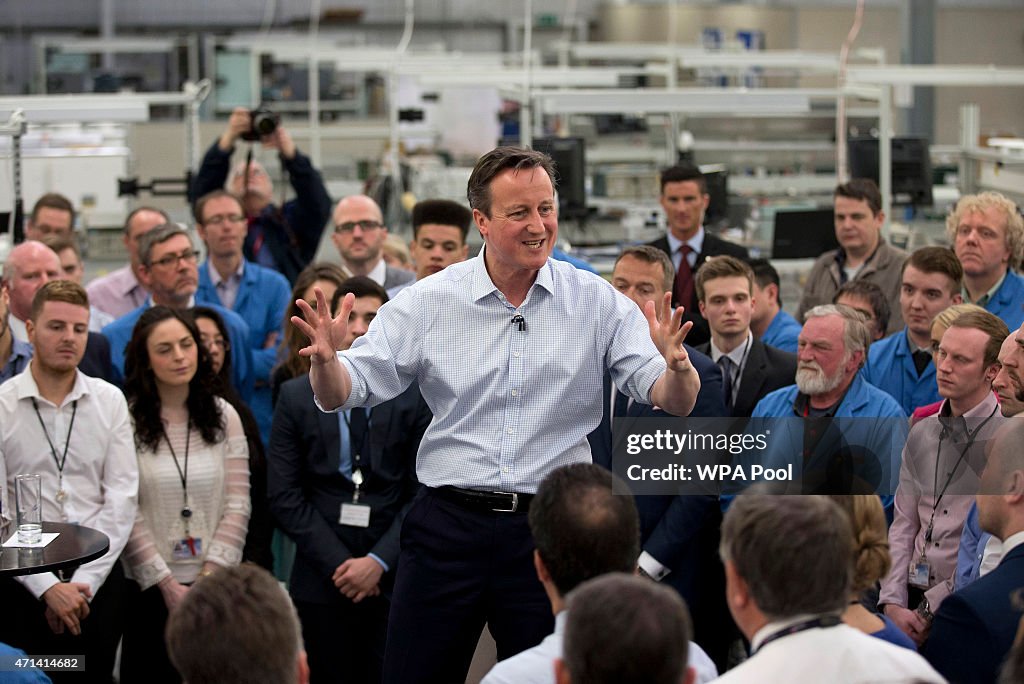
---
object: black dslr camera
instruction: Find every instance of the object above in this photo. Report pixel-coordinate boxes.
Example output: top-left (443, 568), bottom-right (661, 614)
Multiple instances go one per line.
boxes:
top-left (240, 106), bottom-right (280, 141)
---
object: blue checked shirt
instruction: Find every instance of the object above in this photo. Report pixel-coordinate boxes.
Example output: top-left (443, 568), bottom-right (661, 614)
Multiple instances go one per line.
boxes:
top-left (329, 252), bottom-right (666, 493)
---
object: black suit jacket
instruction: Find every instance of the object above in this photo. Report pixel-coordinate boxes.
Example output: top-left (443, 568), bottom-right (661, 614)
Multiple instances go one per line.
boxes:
top-left (79, 332), bottom-right (116, 385)
top-left (587, 344), bottom-right (732, 668)
top-left (647, 233), bottom-right (750, 347)
top-left (267, 376), bottom-right (431, 606)
top-left (923, 544), bottom-right (1024, 684)
top-left (696, 337), bottom-right (797, 418)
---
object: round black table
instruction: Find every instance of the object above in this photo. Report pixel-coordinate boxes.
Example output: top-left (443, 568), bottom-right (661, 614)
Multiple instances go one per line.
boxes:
top-left (0, 522), bottom-right (109, 577)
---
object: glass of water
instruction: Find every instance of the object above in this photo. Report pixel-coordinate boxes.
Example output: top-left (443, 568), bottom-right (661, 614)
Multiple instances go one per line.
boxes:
top-left (15, 474), bottom-right (42, 544)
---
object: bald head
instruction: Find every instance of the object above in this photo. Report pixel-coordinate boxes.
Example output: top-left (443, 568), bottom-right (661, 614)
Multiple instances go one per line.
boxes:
top-left (330, 195), bottom-right (388, 274)
top-left (3, 241), bottom-right (62, 321)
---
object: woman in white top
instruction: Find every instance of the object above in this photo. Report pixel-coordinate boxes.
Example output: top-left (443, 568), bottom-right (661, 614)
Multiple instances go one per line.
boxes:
top-left (120, 306), bottom-right (251, 683)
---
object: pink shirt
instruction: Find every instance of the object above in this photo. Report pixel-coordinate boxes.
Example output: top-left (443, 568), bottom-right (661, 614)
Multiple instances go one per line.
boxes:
top-left (86, 265), bottom-right (149, 318)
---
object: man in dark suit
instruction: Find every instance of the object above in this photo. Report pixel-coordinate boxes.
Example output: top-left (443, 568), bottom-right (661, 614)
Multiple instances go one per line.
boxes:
top-left (647, 163), bottom-right (749, 347)
top-left (330, 194), bottom-right (415, 291)
top-left (268, 276), bottom-right (431, 684)
top-left (694, 255), bottom-right (797, 418)
top-left (590, 244), bottom-right (732, 670)
top-left (923, 419), bottom-right (1024, 683)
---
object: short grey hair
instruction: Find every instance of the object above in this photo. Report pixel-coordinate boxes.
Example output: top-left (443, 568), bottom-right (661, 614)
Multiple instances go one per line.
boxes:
top-left (720, 494), bottom-right (853, 620)
top-left (138, 223), bottom-right (192, 267)
top-left (804, 303), bottom-right (872, 362)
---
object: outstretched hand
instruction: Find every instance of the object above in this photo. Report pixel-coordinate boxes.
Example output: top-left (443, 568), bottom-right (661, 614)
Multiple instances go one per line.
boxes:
top-left (643, 292), bottom-right (694, 374)
top-left (292, 288), bottom-right (354, 365)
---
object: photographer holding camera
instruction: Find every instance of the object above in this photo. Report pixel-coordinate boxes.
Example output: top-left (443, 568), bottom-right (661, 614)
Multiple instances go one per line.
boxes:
top-left (190, 106), bottom-right (332, 284)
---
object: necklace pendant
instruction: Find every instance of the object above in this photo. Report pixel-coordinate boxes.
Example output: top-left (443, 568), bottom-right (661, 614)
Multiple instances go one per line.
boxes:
top-left (181, 506), bottom-right (192, 519)
top-left (55, 488), bottom-right (67, 503)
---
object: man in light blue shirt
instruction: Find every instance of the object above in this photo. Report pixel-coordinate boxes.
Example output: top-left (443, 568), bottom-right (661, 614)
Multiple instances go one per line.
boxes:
top-left (749, 258), bottom-right (800, 354)
top-left (295, 146), bottom-right (701, 684)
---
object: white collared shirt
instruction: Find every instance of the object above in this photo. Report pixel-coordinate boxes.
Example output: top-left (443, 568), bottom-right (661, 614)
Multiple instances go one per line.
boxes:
top-left (666, 226), bottom-right (705, 271)
top-left (0, 364), bottom-right (139, 599)
top-left (710, 331), bottom-right (752, 403)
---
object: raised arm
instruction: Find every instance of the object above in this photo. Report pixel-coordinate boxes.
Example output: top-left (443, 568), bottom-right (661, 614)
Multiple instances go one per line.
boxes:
top-left (646, 292), bottom-right (700, 417)
top-left (292, 288), bottom-right (354, 411)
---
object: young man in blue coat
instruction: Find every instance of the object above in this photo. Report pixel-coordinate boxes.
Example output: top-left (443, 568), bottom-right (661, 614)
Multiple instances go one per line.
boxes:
top-left (950, 191), bottom-right (1024, 331)
top-left (863, 246), bottom-right (963, 414)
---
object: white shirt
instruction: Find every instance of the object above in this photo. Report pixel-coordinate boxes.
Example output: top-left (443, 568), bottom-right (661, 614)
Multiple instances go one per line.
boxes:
top-left (709, 332), bottom-right (752, 404)
top-left (666, 226), bottom-right (705, 271)
top-left (0, 365), bottom-right (139, 599)
top-left (481, 611), bottom-right (718, 684)
top-left (8, 316), bottom-right (26, 344)
top-left (716, 619), bottom-right (944, 683)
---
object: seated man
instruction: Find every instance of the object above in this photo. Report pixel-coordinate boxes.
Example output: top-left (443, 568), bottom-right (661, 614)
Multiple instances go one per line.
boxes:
top-left (879, 310), bottom-right (1008, 646)
top-left (797, 178), bottom-right (906, 335)
top-left (949, 191), bottom-right (1024, 331)
top-left (555, 574), bottom-right (696, 684)
top-left (833, 279), bottom-right (890, 343)
top-left (0, 281), bottom-right (138, 683)
top-left (750, 305), bottom-right (906, 501)
top-left (24, 193), bottom-right (74, 242)
top-left (923, 419), bottom-right (1024, 683)
top-left (166, 563), bottom-right (309, 684)
top-left (863, 246), bottom-right (963, 414)
top-left (693, 255), bottom-right (796, 418)
top-left (715, 494), bottom-right (942, 683)
top-left (748, 258), bottom-right (800, 353)
top-left (482, 463), bottom-right (716, 684)
top-left (86, 207), bottom-right (167, 318)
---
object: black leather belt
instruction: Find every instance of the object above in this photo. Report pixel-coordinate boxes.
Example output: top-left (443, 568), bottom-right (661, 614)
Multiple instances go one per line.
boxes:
top-left (433, 486), bottom-right (534, 514)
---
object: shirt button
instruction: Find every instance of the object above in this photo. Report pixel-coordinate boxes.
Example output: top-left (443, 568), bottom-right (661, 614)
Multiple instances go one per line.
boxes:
top-left (511, 390), bottom-right (519, 397)
top-left (502, 467), bottom-right (509, 473)
top-left (513, 352), bottom-right (521, 358)
top-left (507, 427), bottom-right (515, 434)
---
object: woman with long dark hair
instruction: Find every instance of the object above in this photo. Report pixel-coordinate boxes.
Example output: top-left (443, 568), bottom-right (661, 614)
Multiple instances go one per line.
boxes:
top-left (193, 305), bottom-right (273, 571)
top-left (120, 306), bottom-right (250, 682)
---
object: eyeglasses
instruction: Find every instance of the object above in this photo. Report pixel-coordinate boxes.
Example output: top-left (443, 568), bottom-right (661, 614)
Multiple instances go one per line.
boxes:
top-left (334, 220), bottom-right (383, 234)
top-left (200, 334), bottom-right (229, 350)
top-left (203, 214), bottom-right (247, 226)
top-left (150, 249), bottom-right (201, 269)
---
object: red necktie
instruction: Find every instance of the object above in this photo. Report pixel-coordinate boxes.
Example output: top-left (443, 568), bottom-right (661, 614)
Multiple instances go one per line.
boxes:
top-left (673, 245), bottom-right (694, 309)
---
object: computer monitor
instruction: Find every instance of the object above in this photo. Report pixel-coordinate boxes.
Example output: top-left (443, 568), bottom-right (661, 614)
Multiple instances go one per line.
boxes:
top-left (530, 137), bottom-right (588, 220)
top-left (771, 208), bottom-right (839, 259)
top-left (847, 137), bottom-right (933, 207)
top-left (701, 166), bottom-right (729, 226)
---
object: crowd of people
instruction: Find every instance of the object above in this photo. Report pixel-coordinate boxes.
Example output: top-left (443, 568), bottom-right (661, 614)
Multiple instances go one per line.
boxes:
top-left (0, 111), bottom-right (1022, 684)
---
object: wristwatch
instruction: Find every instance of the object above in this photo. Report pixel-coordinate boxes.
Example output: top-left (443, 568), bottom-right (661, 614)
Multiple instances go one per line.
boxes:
top-left (916, 598), bottom-right (934, 622)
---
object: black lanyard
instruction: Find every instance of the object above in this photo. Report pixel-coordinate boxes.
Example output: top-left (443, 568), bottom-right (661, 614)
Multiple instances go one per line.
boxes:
top-left (754, 615), bottom-right (842, 654)
top-left (925, 405), bottom-right (997, 543)
top-left (31, 397), bottom-right (77, 504)
top-left (164, 419), bottom-right (193, 528)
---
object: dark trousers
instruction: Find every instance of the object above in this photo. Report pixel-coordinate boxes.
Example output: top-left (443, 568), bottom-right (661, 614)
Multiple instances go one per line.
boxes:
top-left (0, 562), bottom-right (125, 683)
top-left (382, 489), bottom-right (553, 684)
top-left (119, 580), bottom-right (182, 684)
top-left (295, 596), bottom-right (389, 684)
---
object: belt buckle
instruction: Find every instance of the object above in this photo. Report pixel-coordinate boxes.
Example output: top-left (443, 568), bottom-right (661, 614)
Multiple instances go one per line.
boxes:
top-left (490, 491), bottom-right (518, 513)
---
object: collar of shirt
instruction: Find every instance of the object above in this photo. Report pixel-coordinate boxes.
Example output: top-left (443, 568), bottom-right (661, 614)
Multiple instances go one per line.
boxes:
top-left (0, 339), bottom-right (33, 382)
top-left (750, 614), bottom-right (823, 654)
top-left (710, 331), bottom-right (752, 367)
top-left (962, 270), bottom-right (1007, 307)
top-left (1000, 530), bottom-right (1024, 558)
top-left (666, 227), bottom-right (705, 266)
top-left (905, 330), bottom-right (932, 355)
top-left (366, 258), bottom-right (388, 287)
top-left (469, 245), bottom-right (555, 304)
top-left (15, 362), bottom-right (92, 406)
top-left (8, 316), bottom-right (27, 344)
top-left (208, 259), bottom-right (245, 288)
